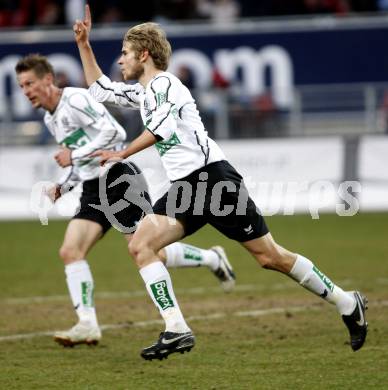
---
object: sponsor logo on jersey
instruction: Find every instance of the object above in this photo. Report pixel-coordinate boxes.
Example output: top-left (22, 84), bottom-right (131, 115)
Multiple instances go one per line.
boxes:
top-left (84, 104), bottom-right (99, 119)
top-left (60, 127), bottom-right (90, 148)
top-left (61, 116), bottom-right (69, 127)
top-left (156, 92), bottom-right (167, 107)
top-left (155, 132), bottom-right (181, 156)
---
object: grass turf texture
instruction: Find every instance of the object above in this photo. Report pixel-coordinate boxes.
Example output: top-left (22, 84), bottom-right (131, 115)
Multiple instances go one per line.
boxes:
top-left (0, 213), bottom-right (387, 389)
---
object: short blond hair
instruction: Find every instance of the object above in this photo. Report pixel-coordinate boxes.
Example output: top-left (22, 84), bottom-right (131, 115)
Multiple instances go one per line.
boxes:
top-left (124, 23), bottom-right (171, 71)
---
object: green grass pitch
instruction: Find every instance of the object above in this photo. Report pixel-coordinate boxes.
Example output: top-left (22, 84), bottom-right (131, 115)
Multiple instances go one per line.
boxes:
top-left (0, 213), bottom-right (387, 389)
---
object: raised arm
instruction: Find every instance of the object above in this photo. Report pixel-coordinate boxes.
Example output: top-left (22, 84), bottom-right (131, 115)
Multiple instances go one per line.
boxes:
top-left (73, 4), bottom-right (102, 86)
top-left (92, 130), bottom-right (158, 165)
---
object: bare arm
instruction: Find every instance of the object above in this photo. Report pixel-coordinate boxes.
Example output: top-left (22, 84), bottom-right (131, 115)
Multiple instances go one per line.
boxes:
top-left (73, 4), bottom-right (102, 86)
top-left (121, 130), bottom-right (158, 158)
top-left (92, 130), bottom-right (158, 165)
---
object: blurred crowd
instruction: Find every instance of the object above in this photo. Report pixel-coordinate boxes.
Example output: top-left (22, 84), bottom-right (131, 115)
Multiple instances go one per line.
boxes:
top-left (0, 0), bottom-right (386, 28)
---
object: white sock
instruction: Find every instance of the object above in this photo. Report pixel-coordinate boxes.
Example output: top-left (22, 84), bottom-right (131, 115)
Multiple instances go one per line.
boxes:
top-left (139, 261), bottom-right (191, 333)
top-left (65, 260), bottom-right (98, 327)
top-left (164, 242), bottom-right (219, 271)
top-left (289, 254), bottom-right (356, 315)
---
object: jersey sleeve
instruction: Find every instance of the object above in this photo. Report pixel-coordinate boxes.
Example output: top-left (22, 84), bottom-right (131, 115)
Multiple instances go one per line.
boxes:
top-left (145, 76), bottom-right (178, 140)
top-left (68, 92), bottom-right (126, 161)
top-left (88, 74), bottom-right (143, 109)
top-left (56, 166), bottom-right (81, 190)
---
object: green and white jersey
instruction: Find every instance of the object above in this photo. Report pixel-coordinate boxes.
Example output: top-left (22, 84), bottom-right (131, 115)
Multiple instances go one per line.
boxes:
top-left (89, 73), bottom-right (225, 181)
top-left (44, 87), bottom-right (126, 187)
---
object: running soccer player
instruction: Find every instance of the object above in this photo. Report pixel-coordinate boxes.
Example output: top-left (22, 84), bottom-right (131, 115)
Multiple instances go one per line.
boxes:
top-left (73, 6), bottom-right (368, 360)
top-left (15, 54), bottom-right (235, 347)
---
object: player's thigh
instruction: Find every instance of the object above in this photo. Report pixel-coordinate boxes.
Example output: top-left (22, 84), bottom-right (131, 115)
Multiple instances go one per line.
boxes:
top-left (132, 214), bottom-right (185, 253)
top-left (62, 218), bottom-right (104, 255)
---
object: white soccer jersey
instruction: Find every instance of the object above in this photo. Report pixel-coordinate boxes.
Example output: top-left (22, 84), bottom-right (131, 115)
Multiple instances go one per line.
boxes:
top-left (89, 73), bottom-right (225, 181)
top-left (44, 87), bottom-right (127, 187)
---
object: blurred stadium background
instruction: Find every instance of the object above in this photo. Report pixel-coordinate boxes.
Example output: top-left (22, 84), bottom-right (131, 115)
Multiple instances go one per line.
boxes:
top-left (1, 0), bottom-right (388, 217)
top-left (1, 1), bottom-right (388, 389)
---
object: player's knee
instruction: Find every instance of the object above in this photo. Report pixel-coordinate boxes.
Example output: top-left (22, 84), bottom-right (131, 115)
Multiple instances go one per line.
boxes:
top-left (128, 239), bottom-right (138, 258)
top-left (128, 240), bottom-right (145, 263)
top-left (59, 245), bottom-right (82, 263)
top-left (129, 240), bottom-right (155, 268)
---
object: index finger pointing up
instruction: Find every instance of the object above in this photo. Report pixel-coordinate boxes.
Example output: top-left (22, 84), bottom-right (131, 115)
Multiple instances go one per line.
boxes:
top-left (85, 4), bottom-right (91, 23)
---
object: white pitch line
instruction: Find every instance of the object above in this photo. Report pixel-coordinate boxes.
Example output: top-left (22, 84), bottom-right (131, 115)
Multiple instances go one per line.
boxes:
top-left (7, 277), bottom-right (388, 306)
top-left (0, 304), bottom-right (313, 342)
top-left (10, 278), bottom-right (388, 306)
top-left (0, 283), bottom-right (293, 305)
top-left (0, 331), bottom-right (55, 341)
top-left (2, 300), bottom-right (387, 343)
top-left (1, 278), bottom-right (361, 305)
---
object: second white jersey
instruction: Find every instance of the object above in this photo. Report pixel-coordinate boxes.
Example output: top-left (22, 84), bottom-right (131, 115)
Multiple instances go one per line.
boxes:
top-left (89, 72), bottom-right (225, 181)
top-left (44, 87), bottom-right (127, 187)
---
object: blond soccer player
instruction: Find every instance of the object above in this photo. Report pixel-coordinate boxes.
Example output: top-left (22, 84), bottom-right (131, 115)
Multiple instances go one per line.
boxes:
top-left (72, 5), bottom-right (367, 360)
